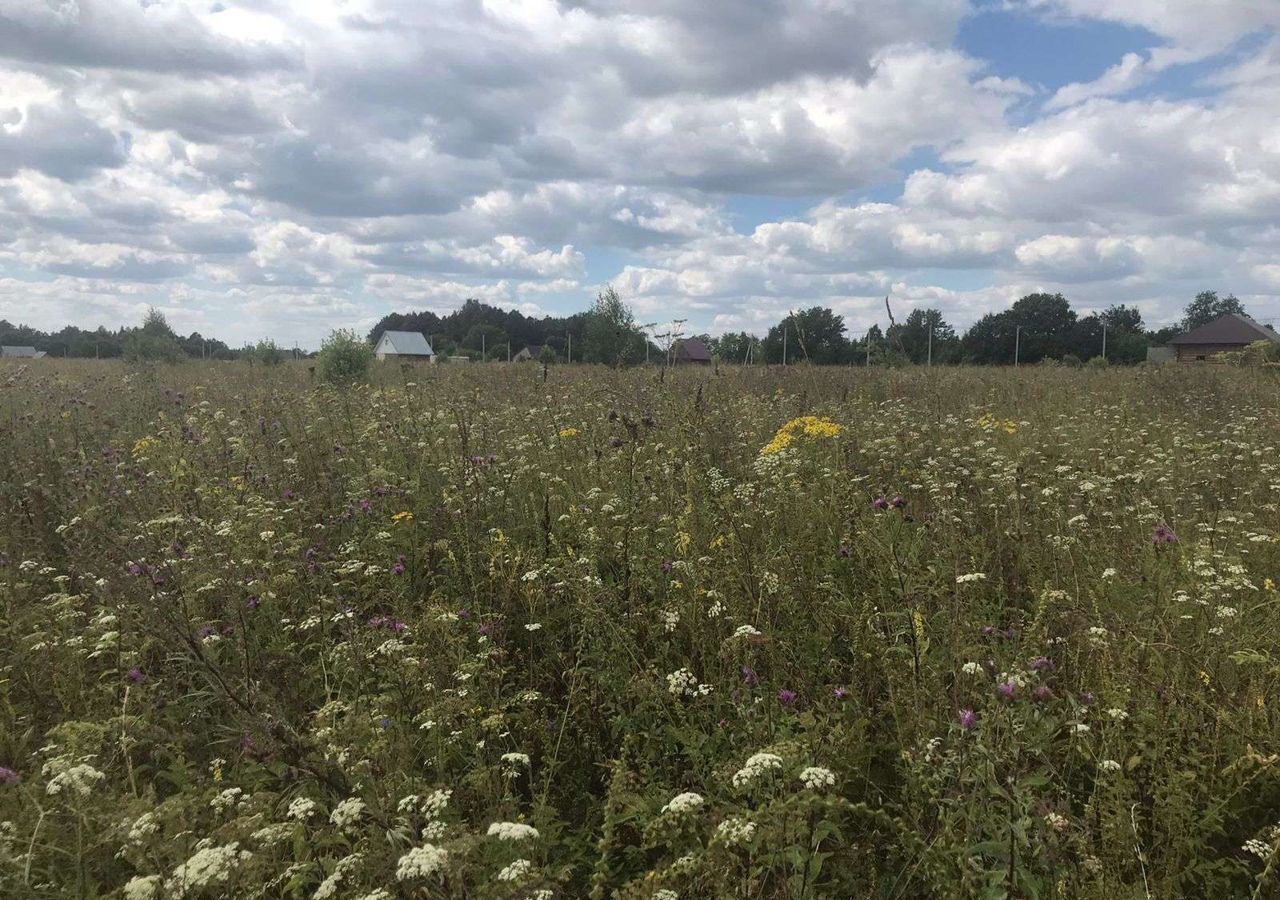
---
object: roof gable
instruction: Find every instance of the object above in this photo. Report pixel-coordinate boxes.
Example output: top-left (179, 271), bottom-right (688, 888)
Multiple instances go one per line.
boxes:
top-left (675, 338), bottom-right (711, 360)
top-left (377, 331), bottom-right (434, 355)
top-left (1, 346), bottom-right (39, 357)
top-left (1170, 314), bottom-right (1280, 346)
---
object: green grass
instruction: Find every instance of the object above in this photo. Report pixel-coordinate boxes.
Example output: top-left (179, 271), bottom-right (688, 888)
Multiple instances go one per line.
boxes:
top-left (1, 360), bottom-right (1278, 899)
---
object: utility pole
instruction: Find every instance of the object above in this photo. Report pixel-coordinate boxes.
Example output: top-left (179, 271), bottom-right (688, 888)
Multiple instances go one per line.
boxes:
top-left (865, 330), bottom-right (871, 367)
top-left (1101, 324), bottom-right (1108, 360)
top-left (481, 332), bottom-right (486, 362)
top-left (567, 332), bottom-right (571, 364)
top-left (927, 325), bottom-right (933, 367)
top-left (640, 322), bottom-right (657, 365)
top-left (1014, 326), bottom-right (1021, 367)
top-left (782, 324), bottom-right (788, 366)
top-left (507, 341), bottom-right (511, 362)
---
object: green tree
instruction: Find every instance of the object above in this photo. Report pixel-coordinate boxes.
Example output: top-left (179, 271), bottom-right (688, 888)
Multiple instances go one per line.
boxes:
top-left (123, 308), bottom-right (184, 362)
top-left (762, 307), bottom-right (850, 364)
top-left (1181, 290), bottom-right (1246, 331)
top-left (317, 328), bottom-right (374, 383)
top-left (582, 286), bottom-right (643, 366)
top-left (887, 308), bottom-right (959, 364)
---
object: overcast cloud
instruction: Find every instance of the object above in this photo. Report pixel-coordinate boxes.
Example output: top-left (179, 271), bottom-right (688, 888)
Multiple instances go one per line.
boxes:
top-left (0, 0), bottom-right (1277, 345)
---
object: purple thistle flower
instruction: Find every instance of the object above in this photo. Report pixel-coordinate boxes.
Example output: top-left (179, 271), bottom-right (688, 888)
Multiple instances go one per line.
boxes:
top-left (240, 733), bottom-right (255, 752)
top-left (871, 497), bottom-right (889, 511)
top-left (392, 561), bottom-right (406, 576)
top-left (661, 559), bottom-right (674, 573)
top-left (1079, 691), bottom-right (1095, 705)
top-left (997, 680), bottom-right (1017, 701)
top-left (1153, 523), bottom-right (1177, 544)
top-left (0, 767), bottom-right (19, 786)
top-left (958, 708), bottom-right (978, 730)
top-left (838, 543), bottom-right (851, 558)
top-left (778, 688), bottom-right (798, 706)
top-left (246, 595), bottom-right (261, 610)
top-left (889, 495), bottom-right (906, 509)
top-left (197, 624), bottom-right (217, 639)
top-left (741, 665), bottom-right (759, 687)
top-left (127, 668), bottom-right (146, 684)
top-left (834, 686), bottom-right (850, 701)
top-left (1032, 685), bottom-right (1055, 703)
top-left (378, 717), bottom-right (391, 729)
top-left (1028, 656), bottom-right (1055, 672)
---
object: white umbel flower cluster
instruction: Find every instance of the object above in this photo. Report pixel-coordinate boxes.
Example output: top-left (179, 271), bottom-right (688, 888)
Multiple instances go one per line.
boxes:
top-left (330, 797), bottom-right (366, 828)
top-left (395, 844), bottom-right (448, 880)
top-left (122, 875), bottom-right (161, 900)
top-left (666, 668), bottom-right (712, 697)
top-left (799, 766), bottom-right (836, 791)
top-left (487, 821), bottom-right (540, 841)
top-left (661, 792), bottom-right (704, 815)
top-left (732, 752), bottom-right (783, 789)
top-left (287, 797), bottom-right (318, 821)
top-left (168, 842), bottom-right (250, 895)
top-left (45, 762), bottom-right (105, 797)
top-left (714, 817), bottom-right (757, 846)
top-left (497, 858), bottom-right (534, 881)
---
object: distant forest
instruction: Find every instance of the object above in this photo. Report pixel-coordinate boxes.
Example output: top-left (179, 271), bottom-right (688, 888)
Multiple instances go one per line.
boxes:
top-left (1, 290), bottom-right (1265, 365)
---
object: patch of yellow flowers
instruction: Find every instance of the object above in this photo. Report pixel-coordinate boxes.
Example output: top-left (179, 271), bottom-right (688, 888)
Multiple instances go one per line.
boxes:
top-left (557, 427), bottom-right (581, 439)
top-left (760, 415), bottom-right (843, 455)
top-left (974, 412), bottom-right (1019, 435)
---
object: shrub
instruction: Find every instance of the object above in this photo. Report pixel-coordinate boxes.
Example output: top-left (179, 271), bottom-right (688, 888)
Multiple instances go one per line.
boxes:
top-left (316, 328), bottom-right (373, 383)
top-left (250, 340), bottom-right (286, 366)
top-left (1085, 355), bottom-right (1109, 369)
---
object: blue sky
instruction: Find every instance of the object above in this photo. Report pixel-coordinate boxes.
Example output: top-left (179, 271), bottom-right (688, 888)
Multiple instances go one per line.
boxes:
top-left (1, 0), bottom-right (1278, 345)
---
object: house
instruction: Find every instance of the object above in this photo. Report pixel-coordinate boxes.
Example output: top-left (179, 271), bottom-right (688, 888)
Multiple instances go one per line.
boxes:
top-left (1, 346), bottom-right (42, 359)
top-left (374, 330), bottom-right (434, 361)
top-left (513, 345), bottom-right (550, 362)
top-left (1168, 314), bottom-right (1280, 362)
top-left (671, 337), bottom-right (712, 366)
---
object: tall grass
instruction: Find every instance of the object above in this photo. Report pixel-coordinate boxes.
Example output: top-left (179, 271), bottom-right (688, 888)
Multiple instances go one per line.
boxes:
top-left (0, 359), bottom-right (1277, 899)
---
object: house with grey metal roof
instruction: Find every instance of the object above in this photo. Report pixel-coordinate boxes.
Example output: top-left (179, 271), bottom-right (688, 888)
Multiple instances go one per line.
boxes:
top-left (1, 346), bottom-right (42, 358)
top-left (1168, 314), bottom-right (1280, 362)
top-left (374, 330), bottom-right (434, 361)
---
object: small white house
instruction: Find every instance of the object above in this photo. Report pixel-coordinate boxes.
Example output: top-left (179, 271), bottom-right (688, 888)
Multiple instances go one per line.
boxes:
top-left (1, 346), bottom-right (43, 359)
top-left (374, 331), bottom-right (434, 361)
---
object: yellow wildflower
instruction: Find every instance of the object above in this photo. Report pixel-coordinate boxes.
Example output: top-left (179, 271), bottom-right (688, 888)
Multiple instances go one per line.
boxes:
top-left (132, 436), bottom-right (158, 458)
top-left (557, 427), bottom-right (581, 439)
top-left (391, 511), bottom-right (414, 524)
top-left (1264, 578), bottom-right (1275, 592)
top-left (760, 415), bottom-right (843, 455)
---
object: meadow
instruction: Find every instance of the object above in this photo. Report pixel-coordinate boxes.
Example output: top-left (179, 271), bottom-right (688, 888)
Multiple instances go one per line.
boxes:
top-left (0, 360), bottom-right (1278, 899)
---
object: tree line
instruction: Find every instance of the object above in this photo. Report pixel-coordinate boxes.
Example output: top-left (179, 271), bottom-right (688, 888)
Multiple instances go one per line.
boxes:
top-left (2, 289), bottom-right (1262, 365)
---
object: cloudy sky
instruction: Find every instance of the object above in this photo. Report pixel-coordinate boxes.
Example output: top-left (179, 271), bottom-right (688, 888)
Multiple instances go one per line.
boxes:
top-left (2, 0), bottom-right (1279, 347)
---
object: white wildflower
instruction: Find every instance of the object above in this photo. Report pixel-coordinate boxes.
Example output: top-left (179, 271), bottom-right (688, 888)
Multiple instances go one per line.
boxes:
top-left (714, 817), bottom-right (757, 846)
top-left (45, 763), bottom-right (104, 798)
top-left (122, 875), bottom-right (162, 900)
top-left (330, 797), bottom-right (365, 828)
top-left (1244, 838), bottom-right (1273, 859)
top-left (497, 858), bottom-right (534, 882)
top-left (168, 842), bottom-right (250, 895)
top-left (661, 792), bottom-right (704, 815)
top-left (799, 766), bottom-right (836, 791)
top-left (1099, 759), bottom-right (1122, 772)
top-left (956, 573), bottom-right (987, 584)
top-left (732, 752), bottom-right (783, 789)
top-left (287, 797), bottom-right (318, 821)
top-left (1045, 812), bottom-right (1069, 832)
top-left (487, 821), bottom-right (539, 841)
top-left (730, 624), bottom-right (762, 639)
top-left (1106, 708), bottom-right (1129, 722)
top-left (128, 812), bottom-right (159, 844)
top-left (961, 662), bottom-right (984, 676)
top-left (395, 844), bottom-right (448, 880)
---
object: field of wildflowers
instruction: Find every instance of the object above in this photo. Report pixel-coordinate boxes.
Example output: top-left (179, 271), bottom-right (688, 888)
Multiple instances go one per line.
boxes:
top-left (1, 360), bottom-right (1278, 899)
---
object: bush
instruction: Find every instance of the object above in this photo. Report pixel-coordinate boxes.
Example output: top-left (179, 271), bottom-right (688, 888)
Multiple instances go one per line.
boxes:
top-left (1085, 355), bottom-right (1109, 369)
top-left (316, 328), bottom-right (373, 383)
top-left (122, 331), bottom-right (183, 363)
top-left (250, 340), bottom-right (286, 366)
top-left (1061, 354), bottom-right (1083, 368)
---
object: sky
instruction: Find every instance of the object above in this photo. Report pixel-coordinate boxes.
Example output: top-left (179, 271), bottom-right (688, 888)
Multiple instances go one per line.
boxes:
top-left (1, 0), bottom-right (1279, 348)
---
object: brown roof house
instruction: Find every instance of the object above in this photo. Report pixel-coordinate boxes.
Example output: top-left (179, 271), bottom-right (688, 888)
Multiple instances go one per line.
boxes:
top-left (1168, 314), bottom-right (1280, 362)
top-left (671, 337), bottom-right (712, 366)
